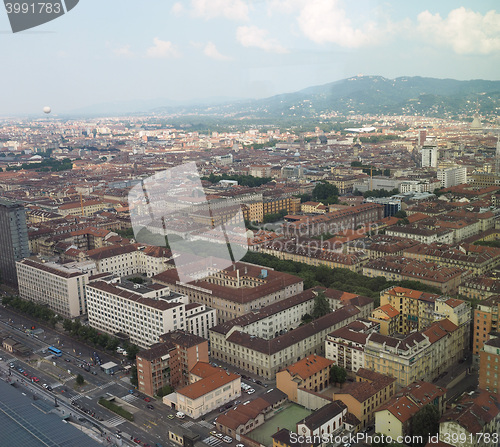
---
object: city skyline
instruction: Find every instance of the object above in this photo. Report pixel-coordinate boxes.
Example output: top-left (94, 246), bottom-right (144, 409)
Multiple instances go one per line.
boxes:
top-left (0, 0), bottom-right (499, 115)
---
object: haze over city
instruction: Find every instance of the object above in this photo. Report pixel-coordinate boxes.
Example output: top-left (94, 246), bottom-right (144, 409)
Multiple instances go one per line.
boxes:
top-left (0, 0), bottom-right (500, 115)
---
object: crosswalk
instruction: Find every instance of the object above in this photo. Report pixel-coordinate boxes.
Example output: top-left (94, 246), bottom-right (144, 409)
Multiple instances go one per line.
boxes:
top-left (105, 415), bottom-right (126, 427)
top-left (200, 421), bottom-right (214, 429)
top-left (203, 436), bottom-right (222, 447)
top-left (182, 421), bottom-right (195, 428)
top-left (98, 382), bottom-right (113, 390)
top-left (120, 393), bottom-right (140, 403)
top-left (70, 396), bottom-right (81, 404)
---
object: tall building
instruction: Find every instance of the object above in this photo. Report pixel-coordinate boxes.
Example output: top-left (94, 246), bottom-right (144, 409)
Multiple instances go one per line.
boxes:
top-left (16, 257), bottom-right (93, 319)
top-left (437, 166), bottom-right (467, 188)
top-left (421, 145), bottom-right (438, 168)
top-left (479, 336), bottom-right (500, 396)
top-left (136, 330), bottom-right (209, 397)
top-left (0, 198), bottom-right (30, 284)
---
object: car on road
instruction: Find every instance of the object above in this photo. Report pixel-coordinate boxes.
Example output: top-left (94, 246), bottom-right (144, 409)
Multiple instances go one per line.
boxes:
top-left (247, 389), bottom-right (255, 394)
top-left (144, 397), bottom-right (151, 402)
top-left (146, 404), bottom-right (154, 410)
top-left (9, 363), bottom-right (14, 368)
top-left (219, 407), bottom-right (226, 413)
top-left (167, 414), bottom-right (174, 419)
top-left (236, 444), bottom-right (245, 447)
top-left (32, 377), bottom-right (39, 382)
top-left (64, 358), bottom-right (71, 362)
top-left (214, 433), bottom-right (223, 439)
top-left (47, 385), bottom-right (53, 391)
top-left (176, 412), bottom-right (185, 419)
top-left (255, 380), bottom-right (262, 386)
top-left (23, 371), bottom-right (29, 377)
top-left (17, 368), bottom-right (24, 373)
top-left (43, 384), bottom-right (48, 389)
top-left (223, 436), bottom-right (233, 443)
top-left (133, 439), bottom-right (141, 444)
top-left (225, 403), bottom-right (233, 409)
top-left (234, 400), bottom-right (241, 405)
top-left (210, 431), bottom-right (218, 437)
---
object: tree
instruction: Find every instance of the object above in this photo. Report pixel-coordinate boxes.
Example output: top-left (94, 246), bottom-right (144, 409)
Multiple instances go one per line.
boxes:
top-left (311, 291), bottom-right (331, 319)
top-left (130, 365), bottom-right (138, 387)
top-left (394, 210), bottom-right (407, 219)
top-left (76, 374), bottom-right (85, 386)
top-left (126, 344), bottom-right (140, 361)
top-left (157, 384), bottom-right (173, 397)
top-left (411, 404), bottom-right (440, 447)
top-left (329, 365), bottom-right (347, 386)
top-left (397, 217), bottom-right (410, 226)
top-left (312, 181), bottom-right (339, 204)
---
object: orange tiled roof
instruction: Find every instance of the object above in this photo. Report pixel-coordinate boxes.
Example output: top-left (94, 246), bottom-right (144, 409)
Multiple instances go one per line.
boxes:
top-left (284, 354), bottom-right (333, 380)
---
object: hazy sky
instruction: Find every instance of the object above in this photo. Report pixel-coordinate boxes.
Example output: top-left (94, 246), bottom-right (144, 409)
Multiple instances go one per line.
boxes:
top-left (1, 0), bottom-right (500, 115)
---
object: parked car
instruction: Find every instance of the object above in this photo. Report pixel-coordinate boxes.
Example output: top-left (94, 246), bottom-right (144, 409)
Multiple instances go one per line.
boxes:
top-left (223, 436), bottom-right (233, 443)
top-left (215, 433), bottom-right (224, 439)
top-left (247, 389), bottom-right (255, 394)
top-left (176, 412), bottom-right (185, 419)
top-left (255, 380), bottom-right (262, 386)
top-left (167, 414), bottom-right (174, 420)
top-left (144, 397), bottom-right (151, 402)
top-left (146, 404), bottom-right (154, 410)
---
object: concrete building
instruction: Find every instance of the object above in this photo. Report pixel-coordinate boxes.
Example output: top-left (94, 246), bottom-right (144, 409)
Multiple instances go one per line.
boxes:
top-left (421, 145), bottom-right (438, 168)
top-left (86, 279), bottom-right (216, 348)
top-left (136, 330), bottom-right (209, 397)
top-left (153, 262), bottom-right (304, 324)
top-left (374, 381), bottom-right (447, 439)
top-left (479, 336), bottom-right (500, 397)
top-left (276, 355), bottom-right (333, 402)
top-left (210, 305), bottom-right (362, 379)
top-left (369, 304), bottom-right (399, 336)
top-left (438, 390), bottom-right (500, 447)
top-left (296, 401), bottom-right (349, 442)
top-left (16, 257), bottom-right (92, 319)
top-left (473, 296), bottom-right (500, 362)
top-left (364, 319), bottom-right (467, 389)
top-left (334, 369), bottom-right (396, 430)
top-left (325, 320), bottom-right (379, 372)
top-left (438, 166), bottom-right (467, 188)
top-left (0, 198), bottom-right (30, 284)
top-left (163, 362), bottom-right (241, 419)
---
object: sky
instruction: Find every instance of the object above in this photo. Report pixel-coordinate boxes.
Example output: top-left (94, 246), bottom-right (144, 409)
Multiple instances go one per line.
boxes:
top-left (0, 0), bottom-right (500, 115)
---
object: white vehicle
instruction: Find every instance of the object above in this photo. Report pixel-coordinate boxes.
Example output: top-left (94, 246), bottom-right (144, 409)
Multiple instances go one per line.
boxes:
top-left (116, 347), bottom-right (124, 353)
top-left (223, 436), bottom-right (233, 443)
top-left (176, 412), bottom-right (185, 419)
top-left (247, 389), bottom-right (255, 394)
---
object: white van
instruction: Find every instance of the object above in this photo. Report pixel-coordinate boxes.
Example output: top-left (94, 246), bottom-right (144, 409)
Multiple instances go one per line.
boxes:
top-left (176, 412), bottom-right (185, 419)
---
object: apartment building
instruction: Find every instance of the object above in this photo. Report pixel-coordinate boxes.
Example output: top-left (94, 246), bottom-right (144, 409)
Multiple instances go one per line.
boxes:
top-left (153, 262), bottom-right (304, 324)
top-left (368, 305), bottom-right (399, 336)
top-left (86, 279), bottom-right (216, 348)
top-left (16, 257), bottom-right (93, 318)
top-left (163, 362), bottom-right (241, 419)
top-left (363, 257), bottom-right (465, 295)
top-left (283, 203), bottom-right (384, 238)
top-left (459, 276), bottom-right (500, 301)
top-left (437, 166), bottom-right (467, 188)
top-left (276, 355), bottom-right (333, 402)
top-left (334, 369), bottom-right (396, 430)
top-left (403, 243), bottom-right (500, 276)
top-left (385, 225), bottom-right (454, 244)
top-left (58, 199), bottom-right (109, 217)
top-left (375, 381), bottom-right (447, 439)
top-left (479, 336), bottom-right (500, 396)
top-left (325, 320), bottom-right (379, 372)
top-left (379, 286), bottom-right (471, 334)
top-left (473, 296), bottom-right (500, 361)
top-left (88, 243), bottom-right (174, 277)
top-left (136, 331), bottom-right (209, 396)
top-left (257, 239), bottom-right (368, 273)
top-left (364, 319), bottom-right (467, 389)
top-left (210, 305), bottom-right (361, 379)
top-left (438, 390), bottom-right (500, 447)
top-left (345, 234), bottom-right (420, 260)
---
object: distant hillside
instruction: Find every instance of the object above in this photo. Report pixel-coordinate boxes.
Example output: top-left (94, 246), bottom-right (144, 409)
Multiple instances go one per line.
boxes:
top-left (153, 75), bottom-right (500, 119)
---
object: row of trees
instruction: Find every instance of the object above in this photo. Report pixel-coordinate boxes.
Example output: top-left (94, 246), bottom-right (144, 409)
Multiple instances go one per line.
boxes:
top-left (2, 296), bottom-right (62, 328)
top-left (62, 319), bottom-right (140, 361)
top-left (241, 251), bottom-right (442, 303)
top-left (203, 173), bottom-right (273, 188)
top-left (263, 210), bottom-right (288, 223)
top-left (6, 157), bottom-right (73, 172)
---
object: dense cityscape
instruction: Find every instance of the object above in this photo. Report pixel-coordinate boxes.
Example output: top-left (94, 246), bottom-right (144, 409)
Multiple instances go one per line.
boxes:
top-left (2, 0), bottom-right (500, 446)
top-left (0, 106), bottom-right (500, 447)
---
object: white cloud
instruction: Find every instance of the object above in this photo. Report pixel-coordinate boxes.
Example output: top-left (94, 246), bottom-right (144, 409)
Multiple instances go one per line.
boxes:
top-left (417, 7), bottom-right (500, 55)
top-left (297, 0), bottom-right (379, 47)
top-left (236, 26), bottom-right (288, 53)
top-left (191, 0), bottom-right (249, 21)
top-left (204, 42), bottom-right (231, 60)
top-left (172, 2), bottom-right (184, 15)
top-left (114, 45), bottom-right (134, 57)
top-left (146, 38), bottom-right (180, 59)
